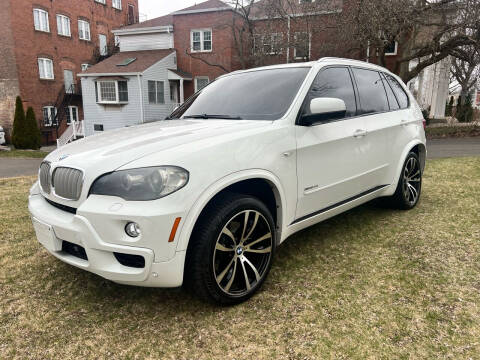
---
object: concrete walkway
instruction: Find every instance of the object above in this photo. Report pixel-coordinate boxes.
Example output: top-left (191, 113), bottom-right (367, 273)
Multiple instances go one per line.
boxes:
top-left (427, 137), bottom-right (480, 159)
top-left (0, 158), bottom-right (43, 178)
top-left (0, 137), bottom-right (479, 178)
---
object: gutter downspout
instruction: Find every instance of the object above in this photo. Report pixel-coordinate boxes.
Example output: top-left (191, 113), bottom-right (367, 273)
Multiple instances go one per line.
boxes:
top-left (137, 74), bottom-right (145, 123)
top-left (287, 15), bottom-right (291, 63)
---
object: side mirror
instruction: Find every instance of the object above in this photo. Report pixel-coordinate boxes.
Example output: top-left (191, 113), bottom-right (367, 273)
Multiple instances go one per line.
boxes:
top-left (299, 97), bottom-right (347, 126)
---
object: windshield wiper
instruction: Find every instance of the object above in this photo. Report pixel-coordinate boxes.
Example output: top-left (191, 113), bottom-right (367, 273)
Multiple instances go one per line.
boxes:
top-left (183, 114), bottom-right (243, 120)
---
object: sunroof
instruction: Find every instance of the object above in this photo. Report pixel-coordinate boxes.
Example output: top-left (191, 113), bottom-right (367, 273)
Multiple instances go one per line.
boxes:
top-left (116, 58), bottom-right (137, 66)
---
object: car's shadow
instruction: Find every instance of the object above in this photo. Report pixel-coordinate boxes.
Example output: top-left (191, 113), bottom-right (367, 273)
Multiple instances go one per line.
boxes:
top-left (52, 199), bottom-right (399, 313)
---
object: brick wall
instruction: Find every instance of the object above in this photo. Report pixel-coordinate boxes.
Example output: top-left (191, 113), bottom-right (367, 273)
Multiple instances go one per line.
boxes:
top-left (174, 11), bottom-right (238, 98)
top-left (0, 0), bottom-right (20, 141)
top-left (4, 0), bottom-right (138, 144)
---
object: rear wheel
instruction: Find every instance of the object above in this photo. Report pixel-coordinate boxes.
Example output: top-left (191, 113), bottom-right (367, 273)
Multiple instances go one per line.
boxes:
top-left (185, 193), bottom-right (275, 305)
top-left (390, 152), bottom-right (422, 209)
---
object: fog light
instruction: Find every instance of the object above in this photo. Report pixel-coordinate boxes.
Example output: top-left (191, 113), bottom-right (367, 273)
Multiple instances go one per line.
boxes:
top-left (125, 222), bottom-right (141, 238)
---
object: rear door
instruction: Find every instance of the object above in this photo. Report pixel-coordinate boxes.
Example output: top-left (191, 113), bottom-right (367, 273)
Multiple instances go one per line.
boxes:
top-left (295, 66), bottom-right (372, 220)
top-left (64, 70), bottom-right (74, 94)
top-left (350, 67), bottom-right (393, 186)
top-left (99, 34), bottom-right (107, 56)
top-left (382, 73), bottom-right (418, 183)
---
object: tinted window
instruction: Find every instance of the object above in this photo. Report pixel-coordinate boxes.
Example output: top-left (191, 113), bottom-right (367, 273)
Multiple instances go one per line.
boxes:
top-left (385, 74), bottom-right (409, 109)
top-left (169, 68), bottom-right (311, 121)
top-left (352, 68), bottom-right (389, 114)
top-left (380, 73), bottom-right (400, 110)
top-left (303, 67), bottom-right (357, 118)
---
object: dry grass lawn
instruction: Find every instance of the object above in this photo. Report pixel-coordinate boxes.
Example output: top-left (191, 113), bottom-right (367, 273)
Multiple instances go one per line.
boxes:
top-left (1, 158), bottom-right (479, 359)
top-left (0, 150), bottom-right (49, 159)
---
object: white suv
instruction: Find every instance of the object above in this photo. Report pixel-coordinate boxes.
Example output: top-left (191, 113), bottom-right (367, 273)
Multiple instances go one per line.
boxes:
top-left (29, 58), bottom-right (426, 304)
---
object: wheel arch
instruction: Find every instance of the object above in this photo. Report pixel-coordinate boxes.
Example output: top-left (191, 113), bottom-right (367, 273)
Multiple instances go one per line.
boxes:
top-left (392, 140), bottom-right (426, 190)
top-left (175, 170), bottom-right (286, 252)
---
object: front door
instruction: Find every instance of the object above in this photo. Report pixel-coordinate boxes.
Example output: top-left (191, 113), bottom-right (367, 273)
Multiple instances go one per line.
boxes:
top-left (64, 70), bottom-right (74, 93)
top-left (295, 66), bottom-right (374, 220)
top-left (99, 34), bottom-right (107, 56)
top-left (170, 82), bottom-right (178, 103)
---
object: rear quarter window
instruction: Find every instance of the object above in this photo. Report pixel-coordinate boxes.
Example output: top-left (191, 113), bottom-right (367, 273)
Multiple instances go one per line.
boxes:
top-left (352, 68), bottom-right (389, 115)
top-left (384, 73), bottom-right (409, 109)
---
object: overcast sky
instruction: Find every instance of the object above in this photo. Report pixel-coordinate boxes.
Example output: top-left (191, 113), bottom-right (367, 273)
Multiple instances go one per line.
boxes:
top-left (139, 0), bottom-right (202, 19)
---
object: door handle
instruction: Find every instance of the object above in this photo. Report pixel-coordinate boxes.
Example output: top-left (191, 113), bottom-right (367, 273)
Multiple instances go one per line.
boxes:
top-left (401, 119), bottom-right (408, 126)
top-left (353, 129), bottom-right (367, 138)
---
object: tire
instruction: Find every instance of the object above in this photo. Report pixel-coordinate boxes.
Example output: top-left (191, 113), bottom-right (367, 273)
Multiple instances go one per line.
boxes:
top-left (389, 152), bottom-right (422, 210)
top-left (185, 193), bottom-right (276, 305)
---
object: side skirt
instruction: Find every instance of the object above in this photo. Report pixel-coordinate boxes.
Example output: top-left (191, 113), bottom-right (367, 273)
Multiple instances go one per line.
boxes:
top-left (281, 184), bottom-right (391, 242)
top-left (291, 184), bottom-right (390, 225)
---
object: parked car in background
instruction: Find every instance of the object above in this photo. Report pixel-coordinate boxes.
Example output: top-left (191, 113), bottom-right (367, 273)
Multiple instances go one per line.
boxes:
top-left (28, 58), bottom-right (426, 304)
top-left (0, 126), bottom-right (5, 145)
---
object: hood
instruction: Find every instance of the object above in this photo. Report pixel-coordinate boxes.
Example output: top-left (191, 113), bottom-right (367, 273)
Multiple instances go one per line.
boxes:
top-left (46, 119), bottom-right (270, 172)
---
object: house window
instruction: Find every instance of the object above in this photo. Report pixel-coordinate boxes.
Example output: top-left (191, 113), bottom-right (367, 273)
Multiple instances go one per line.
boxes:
top-left (294, 32), bottom-right (311, 60)
top-left (43, 106), bottom-right (57, 127)
top-left (38, 58), bottom-right (54, 79)
top-left (191, 29), bottom-right (212, 52)
top-left (96, 80), bottom-right (128, 103)
top-left (81, 63), bottom-right (90, 71)
top-left (195, 77), bottom-right (209, 92)
top-left (56, 15), bottom-right (71, 37)
top-left (78, 20), bottom-right (91, 41)
top-left (118, 81), bottom-right (128, 102)
top-left (148, 81), bottom-right (165, 104)
top-left (33, 9), bottom-right (49, 32)
top-left (95, 0), bottom-right (106, 4)
top-left (65, 106), bottom-right (78, 125)
top-left (113, 0), bottom-right (122, 10)
top-left (253, 33), bottom-right (283, 55)
top-left (263, 33), bottom-right (282, 55)
top-left (384, 41), bottom-right (398, 56)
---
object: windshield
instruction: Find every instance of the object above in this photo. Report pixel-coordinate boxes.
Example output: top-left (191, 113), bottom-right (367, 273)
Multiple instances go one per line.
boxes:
top-left (168, 67), bottom-right (311, 121)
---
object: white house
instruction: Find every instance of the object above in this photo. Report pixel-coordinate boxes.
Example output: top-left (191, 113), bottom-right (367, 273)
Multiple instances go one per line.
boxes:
top-left (78, 48), bottom-right (192, 137)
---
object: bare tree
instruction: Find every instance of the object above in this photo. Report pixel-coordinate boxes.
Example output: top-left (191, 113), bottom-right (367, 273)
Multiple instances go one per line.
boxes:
top-left (341, 0), bottom-right (480, 83)
top-left (451, 45), bottom-right (480, 101)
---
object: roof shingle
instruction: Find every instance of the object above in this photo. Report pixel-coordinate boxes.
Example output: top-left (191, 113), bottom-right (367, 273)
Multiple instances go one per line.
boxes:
top-left (117, 1), bottom-right (230, 31)
top-left (81, 50), bottom-right (175, 75)
top-left (118, 15), bottom-right (173, 30)
top-left (173, 0), bottom-right (230, 13)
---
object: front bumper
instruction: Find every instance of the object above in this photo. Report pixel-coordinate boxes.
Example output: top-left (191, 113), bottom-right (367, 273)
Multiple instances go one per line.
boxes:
top-left (28, 188), bottom-right (186, 288)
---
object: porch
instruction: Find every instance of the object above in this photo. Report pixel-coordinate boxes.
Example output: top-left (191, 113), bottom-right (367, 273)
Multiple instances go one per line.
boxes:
top-left (167, 69), bottom-right (192, 110)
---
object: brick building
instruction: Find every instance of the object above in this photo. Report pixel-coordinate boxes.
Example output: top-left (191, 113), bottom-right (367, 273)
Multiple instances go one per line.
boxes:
top-left (78, 0), bottom-right (448, 138)
top-left (0, 0), bottom-right (139, 144)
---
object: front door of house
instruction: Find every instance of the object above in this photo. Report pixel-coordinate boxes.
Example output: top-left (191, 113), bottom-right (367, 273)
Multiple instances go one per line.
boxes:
top-left (64, 70), bottom-right (74, 93)
top-left (99, 34), bottom-right (107, 56)
top-left (170, 82), bottom-right (178, 103)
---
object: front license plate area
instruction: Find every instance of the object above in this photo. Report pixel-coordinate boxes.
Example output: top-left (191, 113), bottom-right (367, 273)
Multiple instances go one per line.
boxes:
top-left (32, 217), bottom-right (62, 252)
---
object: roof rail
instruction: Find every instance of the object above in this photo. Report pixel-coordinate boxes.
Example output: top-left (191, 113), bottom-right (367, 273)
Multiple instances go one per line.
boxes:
top-left (317, 57), bottom-right (387, 70)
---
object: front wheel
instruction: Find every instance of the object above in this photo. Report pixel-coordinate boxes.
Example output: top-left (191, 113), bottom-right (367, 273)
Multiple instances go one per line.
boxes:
top-left (389, 152), bottom-right (422, 209)
top-left (185, 193), bottom-right (276, 305)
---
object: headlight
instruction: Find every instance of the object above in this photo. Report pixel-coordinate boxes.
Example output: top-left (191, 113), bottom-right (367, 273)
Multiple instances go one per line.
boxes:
top-left (89, 166), bottom-right (189, 201)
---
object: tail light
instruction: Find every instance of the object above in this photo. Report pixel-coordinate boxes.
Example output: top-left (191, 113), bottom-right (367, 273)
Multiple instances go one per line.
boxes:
top-left (422, 118), bottom-right (426, 129)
